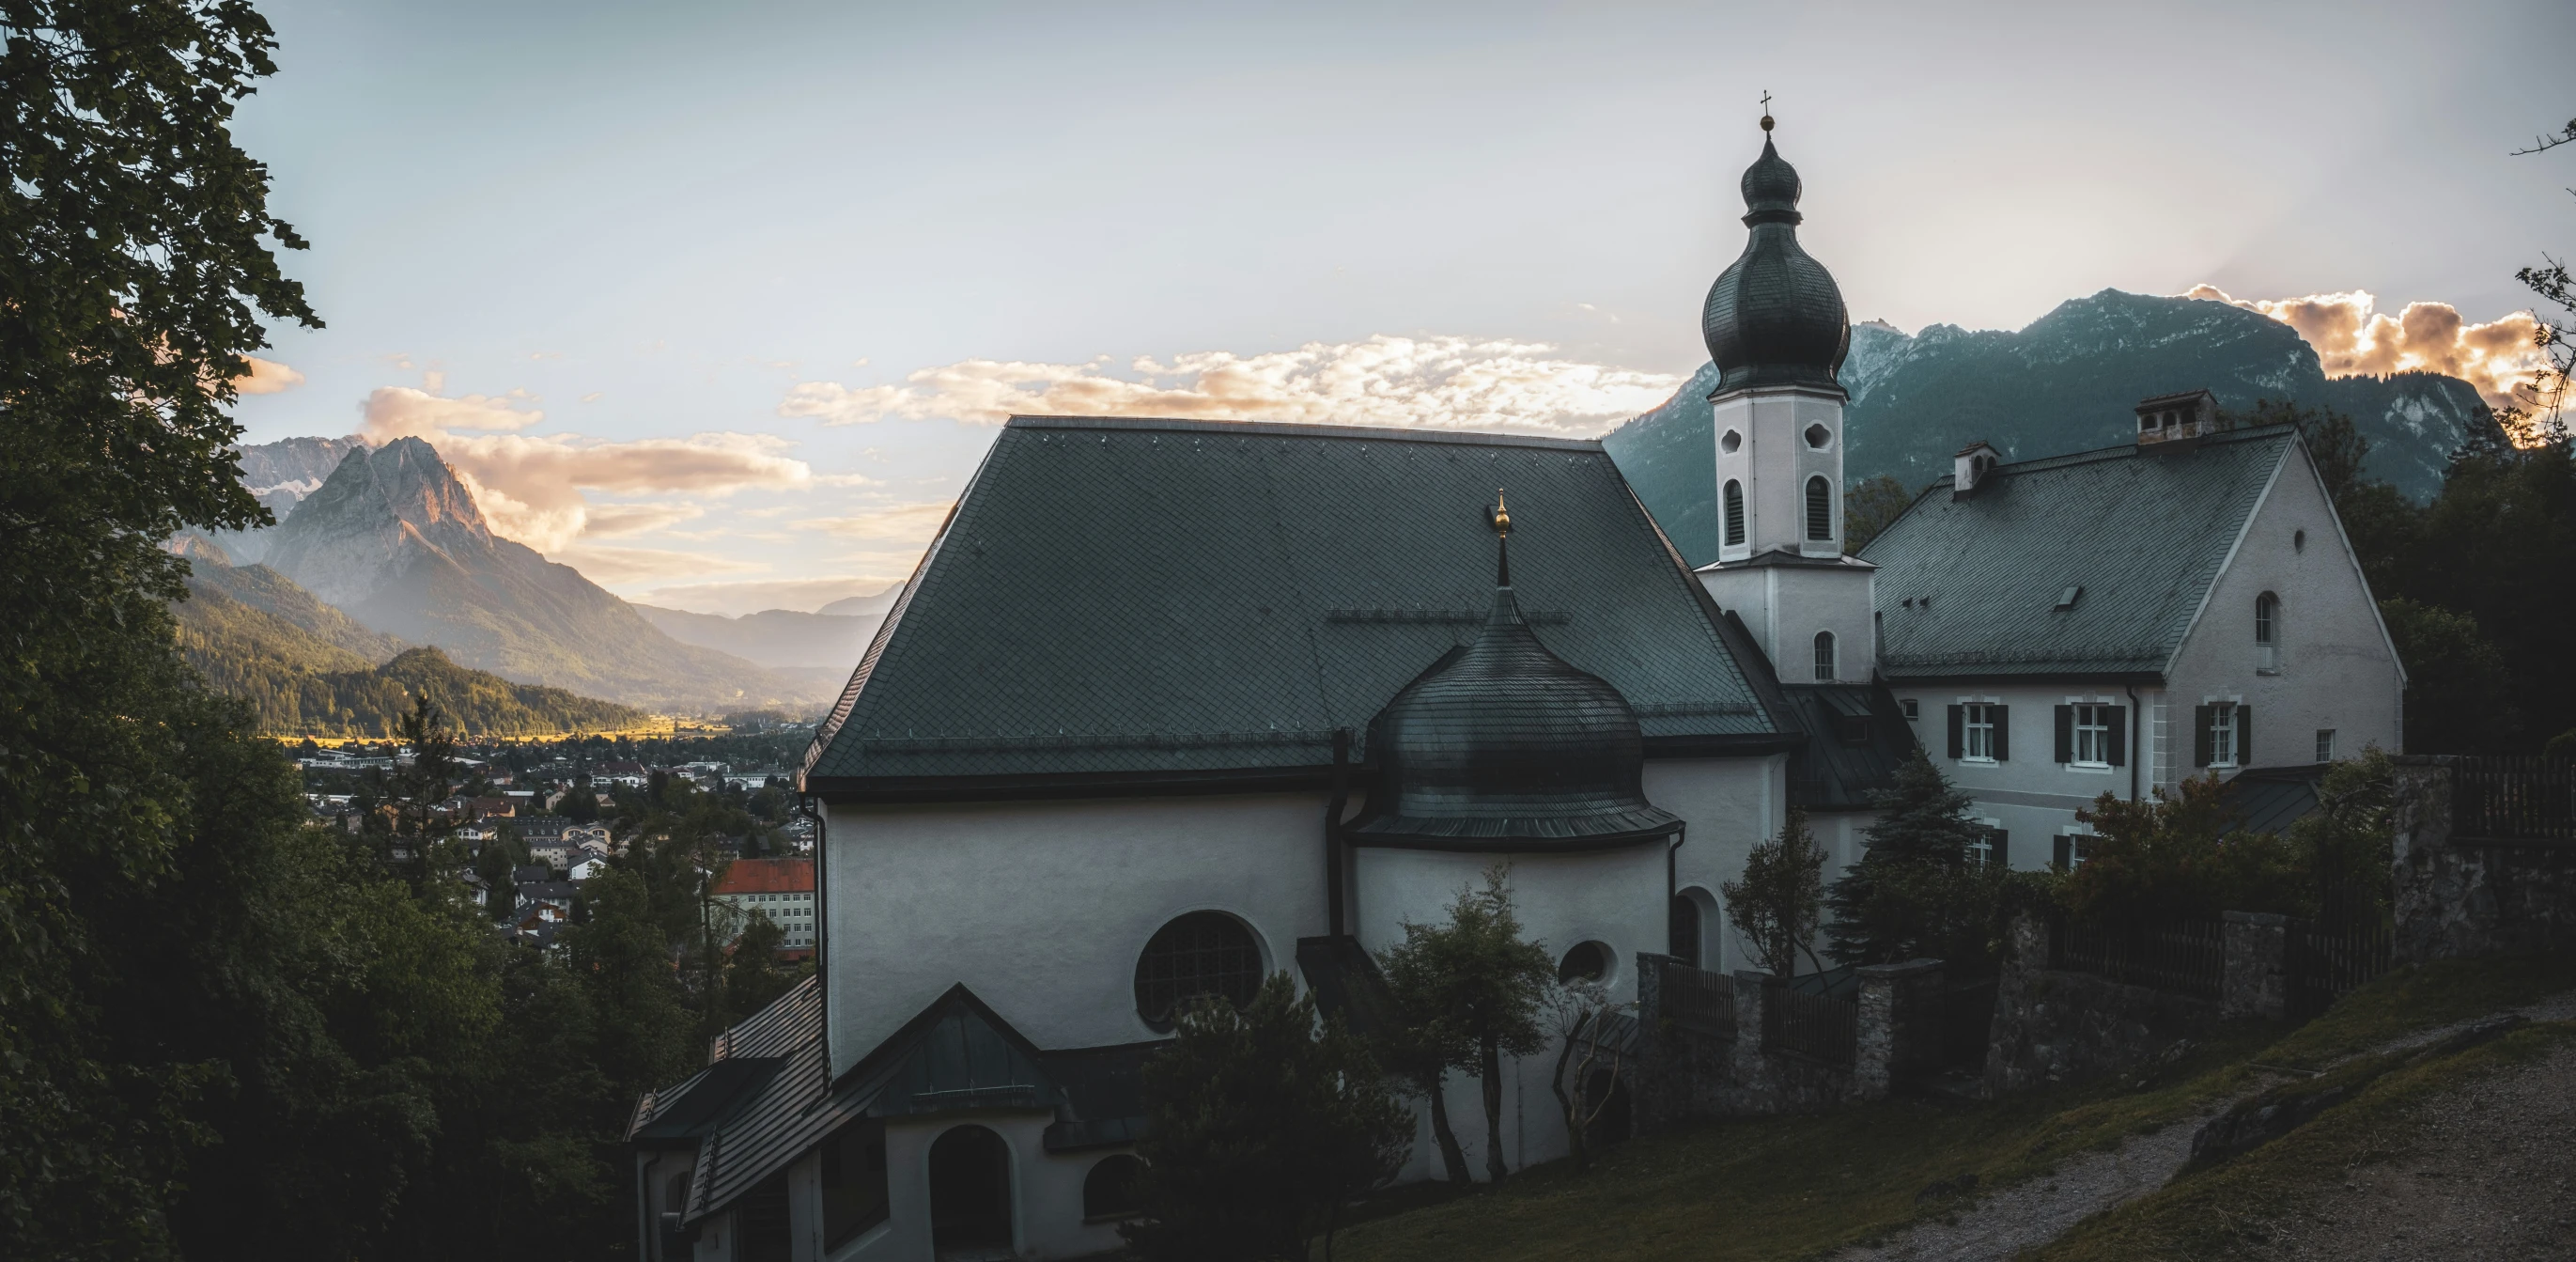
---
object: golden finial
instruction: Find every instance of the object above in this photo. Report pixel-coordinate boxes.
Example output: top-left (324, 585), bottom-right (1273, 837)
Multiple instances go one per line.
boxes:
top-left (1491, 490), bottom-right (1512, 538)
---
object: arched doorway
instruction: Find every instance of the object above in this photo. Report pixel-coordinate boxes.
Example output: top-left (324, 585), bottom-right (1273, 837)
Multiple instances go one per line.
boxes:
top-left (927, 1125), bottom-right (1012, 1257)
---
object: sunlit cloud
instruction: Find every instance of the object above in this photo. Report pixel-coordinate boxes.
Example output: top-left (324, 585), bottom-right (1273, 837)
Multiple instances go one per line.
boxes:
top-left (581, 502), bottom-right (706, 538)
top-left (547, 543), bottom-right (764, 586)
top-left (2186, 286), bottom-right (2547, 410)
top-left (359, 386), bottom-right (814, 551)
top-left (635, 575), bottom-right (910, 617)
top-left (232, 355), bottom-right (305, 396)
top-left (792, 501), bottom-right (955, 542)
top-left (779, 335), bottom-right (1684, 435)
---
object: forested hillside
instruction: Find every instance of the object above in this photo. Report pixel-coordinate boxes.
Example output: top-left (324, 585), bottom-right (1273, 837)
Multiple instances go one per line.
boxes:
top-left (175, 559), bottom-right (651, 737)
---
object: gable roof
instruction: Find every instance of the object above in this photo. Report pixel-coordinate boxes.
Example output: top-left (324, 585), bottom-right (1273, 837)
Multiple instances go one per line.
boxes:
top-left (1861, 425), bottom-right (2298, 680)
top-left (710, 858), bottom-right (814, 896)
top-left (805, 416), bottom-right (1789, 798)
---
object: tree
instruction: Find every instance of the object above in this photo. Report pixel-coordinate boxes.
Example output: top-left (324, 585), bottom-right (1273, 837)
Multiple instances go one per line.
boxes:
top-left (1365, 979), bottom-right (1473, 1185)
top-left (1375, 866), bottom-right (1553, 1184)
top-left (1123, 974), bottom-right (1410, 1262)
top-left (2283, 748), bottom-right (2396, 924)
top-left (1842, 473), bottom-right (1916, 553)
top-left (723, 912), bottom-right (807, 1021)
top-left (2062, 774), bottom-right (2297, 923)
top-left (1544, 980), bottom-right (1632, 1172)
top-left (1824, 752), bottom-right (2003, 968)
top-left (1722, 805), bottom-right (1828, 976)
top-left (2378, 597), bottom-right (2522, 754)
top-left (473, 820), bottom-right (529, 919)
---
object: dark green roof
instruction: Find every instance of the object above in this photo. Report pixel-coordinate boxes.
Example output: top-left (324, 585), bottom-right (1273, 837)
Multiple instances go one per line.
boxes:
top-left (805, 416), bottom-right (1786, 795)
top-left (1861, 425), bottom-right (2298, 680)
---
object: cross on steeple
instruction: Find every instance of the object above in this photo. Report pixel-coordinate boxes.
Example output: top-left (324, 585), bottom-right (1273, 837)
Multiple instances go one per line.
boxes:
top-left (1760, 90), bottom-right (1775, 132)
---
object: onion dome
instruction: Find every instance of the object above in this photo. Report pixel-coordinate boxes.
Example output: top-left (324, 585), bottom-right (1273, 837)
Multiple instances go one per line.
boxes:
top-left (1345, 497), bottom-right (1680, 850)
top-left (1702, 121), bottom-right (1851, 397)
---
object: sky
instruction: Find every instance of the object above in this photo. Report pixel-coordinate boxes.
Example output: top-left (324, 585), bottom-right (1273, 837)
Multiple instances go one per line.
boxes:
top-left (224, 0), bottom-right (2576, 615)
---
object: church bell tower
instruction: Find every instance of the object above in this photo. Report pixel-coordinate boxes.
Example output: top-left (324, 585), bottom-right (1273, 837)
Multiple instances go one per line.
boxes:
top-left (1695, 112), bottom-right (1878, 683)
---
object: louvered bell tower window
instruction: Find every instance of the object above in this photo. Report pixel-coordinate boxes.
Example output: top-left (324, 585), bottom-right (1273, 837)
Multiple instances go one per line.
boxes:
top-left (1806, 475), bottom-right (1832, 541)
top-left (1134, 911), bottom-right (1261, 1030)
top-left (1723, 479), bottom-right (1746, 547)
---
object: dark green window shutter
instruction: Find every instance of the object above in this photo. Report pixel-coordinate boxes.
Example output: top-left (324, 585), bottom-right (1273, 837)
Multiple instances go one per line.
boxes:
top-left (1947, 705), bottom-right (1963, 759)
top-left (2195, 705), bottom-right (2214, 768)
top-left (1992, 830), bottom-right (2010, 869)
top-left (1992, 705), bottom-right (2010, 761)
top-left (2054, 706), bottom-right (2073, 763)
top-left (2106, 707), bottom-right (2128, 767)
top-left (2053, 835), bottom-right (2072, 870)
top-left (2237, 706), bottom-right (2252, 767)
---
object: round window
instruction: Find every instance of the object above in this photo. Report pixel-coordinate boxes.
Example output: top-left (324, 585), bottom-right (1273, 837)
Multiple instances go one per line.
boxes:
top-left (1134, 911), bottom-right (1262, 1029)
top-left (1804, 423), bottom-right (1832, 449)
top-left (1558, 941), bottom-right (1612, 984)
top-left (1721, 429), bottom-right (1743, 455)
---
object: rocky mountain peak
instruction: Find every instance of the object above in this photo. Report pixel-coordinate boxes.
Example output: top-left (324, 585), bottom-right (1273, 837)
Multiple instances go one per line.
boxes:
top-left (262, 436), bottom-right (496, 608)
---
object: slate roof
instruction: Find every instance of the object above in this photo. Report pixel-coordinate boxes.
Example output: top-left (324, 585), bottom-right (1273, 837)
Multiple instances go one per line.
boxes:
top-left (710, 858), bottom-right (814, 896)
top-left (805, 416), bottom-right (1788, 797)
top-left (1777, 682), bottom-right (1919, 812)
top-left (1862, 425), bottom-right (2298, 680)
top-left (2220, 763), bottom-right (2332, 836)
top-left (629, 976), bottom-right (1160, 1228)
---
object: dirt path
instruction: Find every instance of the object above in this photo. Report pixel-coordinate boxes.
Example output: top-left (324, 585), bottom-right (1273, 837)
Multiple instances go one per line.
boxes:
top-left (1833, 990), bottom-right (2576, 1262)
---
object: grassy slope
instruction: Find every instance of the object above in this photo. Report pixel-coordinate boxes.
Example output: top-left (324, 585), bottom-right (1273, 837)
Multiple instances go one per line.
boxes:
top-left (1325, 956), bottom-right (2576, 1262)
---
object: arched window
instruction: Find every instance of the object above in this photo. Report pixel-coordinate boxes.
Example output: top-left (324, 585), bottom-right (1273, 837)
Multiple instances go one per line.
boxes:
top-left (1082, 1155), bottom-right (1145, 1222)
top-left (1723, 479), bottom-right (1746, 547)
top-left (1134, 912), bottom-right (1262, 1029)
top-left (1813, 631), bottom-right (1836, 681)
top-left (1558, 941), bottom-right (1612, 984)
top-left (1806, 475), bottom-right (1833, 541)
top-left (1668, 895), bottom-right (1700, 969)
top-left (2255, 592), bottom-right (2280, 673)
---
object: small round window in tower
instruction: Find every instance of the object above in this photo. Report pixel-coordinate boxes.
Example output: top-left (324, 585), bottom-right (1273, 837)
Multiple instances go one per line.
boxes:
top-left (1804, 423), bottom-right (1831, 450)
top-left (1558, 941), bottom-right (1613, 984)
top-left (1721, 429), bottom-right (1743, 455)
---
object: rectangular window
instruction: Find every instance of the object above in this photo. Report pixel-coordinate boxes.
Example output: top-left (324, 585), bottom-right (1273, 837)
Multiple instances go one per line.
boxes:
top-left (1966, 831), bottom-right (1995, 868)
top-left (1901, 699), bottom-right (1919, 721)
top-left (2210, 704), bottom-right (2239, 768)
top-left (1963, 704), bottom-right (1998, 760)
top-left (2316, 728), bottom-right (2336, 762)
top-left (2073, 705), bottom-right (2111, 765)
top-left (2053, 834), bottom-right (2095, 869)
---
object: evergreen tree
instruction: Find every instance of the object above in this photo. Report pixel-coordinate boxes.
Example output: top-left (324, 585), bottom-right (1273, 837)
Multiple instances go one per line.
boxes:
top-left (1823, 751), bottom-right (2003, 967)
top-left (1375, 866), bottom-right (1552, 1184)
top-left (1122, 974), bottom-right (1409, 1261)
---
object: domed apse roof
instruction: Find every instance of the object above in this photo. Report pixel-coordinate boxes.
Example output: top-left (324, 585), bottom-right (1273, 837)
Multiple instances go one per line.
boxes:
top-left (1345, 506), bottom-right (1680, 850)
top-left (1701, 123), bottom-right (1851, 397)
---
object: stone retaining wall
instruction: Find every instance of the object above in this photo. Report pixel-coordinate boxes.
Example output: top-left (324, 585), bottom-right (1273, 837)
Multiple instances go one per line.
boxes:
top-left (2392, 757), bottom-right (2576, 963)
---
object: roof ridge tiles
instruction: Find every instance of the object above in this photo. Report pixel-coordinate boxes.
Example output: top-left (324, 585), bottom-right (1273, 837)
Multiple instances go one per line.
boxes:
top-left (1930, 422), bottom-right (2298, 486)
top-left (1005, 413), bottom-right (1606, 451)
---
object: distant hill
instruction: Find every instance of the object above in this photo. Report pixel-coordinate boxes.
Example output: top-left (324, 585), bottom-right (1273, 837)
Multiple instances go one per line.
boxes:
top-left (260, 438), bottom-right (824, 712)
top-left (815, 583), bottom-right (905, 619)
top-left (632, 604), bottom-right (875, 670)
top-left (172, 551), bottom-right (648, 737)
top-left (1604, 289), bottom-right (2504, 567)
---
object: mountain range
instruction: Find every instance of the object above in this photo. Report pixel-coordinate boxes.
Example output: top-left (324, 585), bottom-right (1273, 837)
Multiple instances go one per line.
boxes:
top-left (1603, 289), bottom-right (2503, 567)
top-left (632, 583), bottom-right (902, 695)
top-left (247, 438), bottom-right (827, 712)
top-left (170, 538), bottom-right (651, 737)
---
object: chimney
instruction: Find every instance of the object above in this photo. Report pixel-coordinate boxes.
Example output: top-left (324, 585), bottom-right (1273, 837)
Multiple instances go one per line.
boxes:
top-left (1952, 441), bottom-right (2002, 498)
top-left (2135, 388), bottom-right (2218, 448)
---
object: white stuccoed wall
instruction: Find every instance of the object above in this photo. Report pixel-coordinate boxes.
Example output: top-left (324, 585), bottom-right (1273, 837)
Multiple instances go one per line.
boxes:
top-left (1646, 755), bottom-right (1789, 974)
top-left (825, 791), bottom-right (1330, 1076)
top-left (1712, 387), bottom-right (1849, 562)
top-left (2164, 439), bottom-right (2403, 774)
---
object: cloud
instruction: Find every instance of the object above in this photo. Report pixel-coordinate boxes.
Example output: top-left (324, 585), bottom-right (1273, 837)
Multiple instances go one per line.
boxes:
top-left (546, 543), bottom-right (764, 586)
top-left (636, 576), bottom-right (909, 617)
top-left (356, 386), bottom-right (815, 551)
top-left (232, 355), bottom-right (304, 396)
top-left (792, 501), bottom-right (956, 542)
top-left (581, 502), bottom-right (706, 538)
top-left (2186, 286), bottom-right (2547, 410)
top-left (778, 335), bottom-right (1685, 435)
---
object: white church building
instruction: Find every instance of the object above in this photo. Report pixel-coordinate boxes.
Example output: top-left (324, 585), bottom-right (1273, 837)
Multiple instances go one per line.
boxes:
top-left (628, 122), bottom-right (2403, 1262)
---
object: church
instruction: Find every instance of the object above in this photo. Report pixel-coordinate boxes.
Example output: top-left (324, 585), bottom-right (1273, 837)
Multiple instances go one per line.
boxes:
top-left (628, 121), bottom-right (2402, 1262)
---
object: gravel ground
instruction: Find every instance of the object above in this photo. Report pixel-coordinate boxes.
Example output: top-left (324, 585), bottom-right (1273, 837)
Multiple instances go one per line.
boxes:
top-left (2236, 1035), bottom-right (2576, 1262)
top-left (1832, 989), bottom-right (2576, 1262)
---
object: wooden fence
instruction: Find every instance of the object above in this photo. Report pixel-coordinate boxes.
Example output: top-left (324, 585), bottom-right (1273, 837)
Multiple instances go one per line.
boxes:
top-left (2288, 916), bottom-right (2392, 1021)
top-left (1655, 957), bottom-right (1734, 1038)
top-left (2453, 756), bottom-right (2576, 844)
top-left (1762, 979), bottom-right (1856, 1067)
top-left (2049, 915), bottom-right (2227, 1001)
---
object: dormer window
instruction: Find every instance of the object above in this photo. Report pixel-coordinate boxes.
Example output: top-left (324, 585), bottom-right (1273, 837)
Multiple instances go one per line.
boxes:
top-left (2255, 592), bottom-right (2280, 674)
